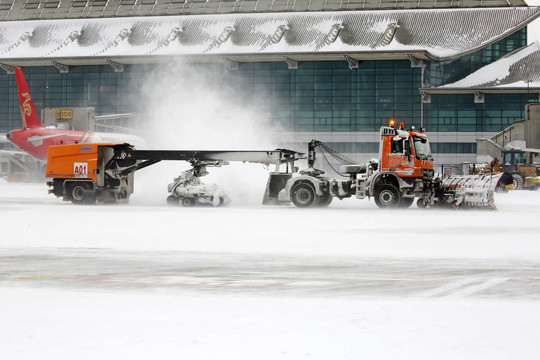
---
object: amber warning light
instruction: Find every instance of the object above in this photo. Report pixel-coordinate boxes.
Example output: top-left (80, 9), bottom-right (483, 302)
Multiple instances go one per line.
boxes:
top-left (389, 119), bottom-right (395, 127)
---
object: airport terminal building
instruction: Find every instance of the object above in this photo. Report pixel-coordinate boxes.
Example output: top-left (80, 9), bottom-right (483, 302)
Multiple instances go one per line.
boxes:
top-left (1, 0), bottom-right (539, 166)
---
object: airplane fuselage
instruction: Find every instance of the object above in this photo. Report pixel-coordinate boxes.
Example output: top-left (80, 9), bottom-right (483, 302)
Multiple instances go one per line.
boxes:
top-left (7, 127), bottom-right (144, 161)
top-left (7, 128), bottom-right (91, 160)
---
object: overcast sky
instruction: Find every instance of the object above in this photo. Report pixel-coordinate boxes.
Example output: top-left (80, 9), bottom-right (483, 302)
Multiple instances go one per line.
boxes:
top-left (527, 0), bottom-right (540, 43)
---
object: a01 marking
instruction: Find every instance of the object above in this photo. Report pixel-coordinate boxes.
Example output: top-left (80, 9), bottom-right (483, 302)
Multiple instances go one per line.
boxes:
top-left (73, 162), bottom-right (88, 178)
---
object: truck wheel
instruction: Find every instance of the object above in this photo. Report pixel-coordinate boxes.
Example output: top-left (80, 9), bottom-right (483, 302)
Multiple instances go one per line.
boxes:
top-left (374, 184), bottom-right (401, 209)
top-left (496, 172), bottom-right (513, 192)
top-left (182, 197), bottom-right (195, 207)
top-left (167, 195), bottom-right (179, 205)
top-left (81, 190), bottom-right (96, 204)
top-left (511, 174), bottom-right (524, 190)
top-left (291, 182), bottom-right (317, 208)
top-left (399, 197), bottom-right (414, 208)
top-left (69, 182), bottom-right (93, 205)
top-left (316, 193), bottom-right (333, 207)
top-left (417, 198), bottom-right (428, 208)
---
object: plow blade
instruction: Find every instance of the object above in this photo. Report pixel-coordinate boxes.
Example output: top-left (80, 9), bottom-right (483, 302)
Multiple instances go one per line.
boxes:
top-left (439, 173), bottom-right (503, 209)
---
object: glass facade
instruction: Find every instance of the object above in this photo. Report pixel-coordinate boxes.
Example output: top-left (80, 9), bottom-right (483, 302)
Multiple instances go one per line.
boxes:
top-left (238, 60), bottom-right (422, 133)
top-left (0, 28), bottom-right (536, 159)
top-left (424, 28), bottom-right (528, 87)
top-left (424, 93), bottom-right (536, 133)
top-left (0, 60), bottom-right (424, 135)
top-left (0, 65), bottom-right (136, 132)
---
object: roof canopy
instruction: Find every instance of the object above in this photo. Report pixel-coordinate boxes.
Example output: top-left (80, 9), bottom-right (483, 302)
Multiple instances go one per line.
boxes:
top-left (423, 41), bottom-right (540, 94)
top-left (0, 7), bottom-right (538, 67)
top-left (0, 0), bottom-right (530, 21)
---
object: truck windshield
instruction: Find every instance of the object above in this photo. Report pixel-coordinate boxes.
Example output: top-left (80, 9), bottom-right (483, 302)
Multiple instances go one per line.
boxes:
top-left (413, 136), bottom-right (433, 161)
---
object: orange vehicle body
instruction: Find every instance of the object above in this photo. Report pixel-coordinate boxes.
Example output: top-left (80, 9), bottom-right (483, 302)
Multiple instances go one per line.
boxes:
top-left (46, 142), bottom-right (135, 204)
top-left (45, 143), bottom-right (103, 183)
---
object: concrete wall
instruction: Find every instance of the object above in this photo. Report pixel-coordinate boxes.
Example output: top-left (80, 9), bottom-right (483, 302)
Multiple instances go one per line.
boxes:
top-left (526, 104), bottom-right (540, 149)
top-left (476, 119), bottom-right (528, 161)
top-left (476, 104), bottom-right (540, 161)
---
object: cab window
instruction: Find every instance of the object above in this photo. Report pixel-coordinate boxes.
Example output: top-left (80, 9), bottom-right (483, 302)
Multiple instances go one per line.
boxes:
top-left (504, 152), bottom-right (512, 165)
top-left (392, 138), bottom-right (404, 154)
top-left (514, 152), bottom-right (526, 164)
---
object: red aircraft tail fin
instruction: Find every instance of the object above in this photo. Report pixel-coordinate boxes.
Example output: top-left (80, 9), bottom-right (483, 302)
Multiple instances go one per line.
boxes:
top-left (15, 67), bottom-right (42, 129)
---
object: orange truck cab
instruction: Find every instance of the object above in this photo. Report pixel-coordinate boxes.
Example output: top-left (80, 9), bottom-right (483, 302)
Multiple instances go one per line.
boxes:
top-left (46, 143), bottom-right (136, 204)
top-left (365, 124), bottom-right (435, 207)
top-left (379, 124), bottom-right (434, 179)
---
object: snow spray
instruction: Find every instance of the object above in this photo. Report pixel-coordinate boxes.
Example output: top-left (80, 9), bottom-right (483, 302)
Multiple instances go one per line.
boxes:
top-left (128, 61), bottom-right (288, 206)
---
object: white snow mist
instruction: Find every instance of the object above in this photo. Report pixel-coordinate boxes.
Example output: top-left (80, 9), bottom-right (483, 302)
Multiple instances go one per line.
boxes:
top-left (130, 61), bottom-right (288, 206)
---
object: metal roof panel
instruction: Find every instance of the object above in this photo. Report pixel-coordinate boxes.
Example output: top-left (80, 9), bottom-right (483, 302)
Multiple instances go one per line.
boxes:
top-left (0, 7), bottom-right (538, 65)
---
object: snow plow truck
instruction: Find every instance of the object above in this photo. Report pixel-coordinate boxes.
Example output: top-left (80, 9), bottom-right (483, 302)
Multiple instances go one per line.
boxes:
top-left (280, 122), bottom-right (502, 209)
top-left (45, 123), bottom-right (501, 209)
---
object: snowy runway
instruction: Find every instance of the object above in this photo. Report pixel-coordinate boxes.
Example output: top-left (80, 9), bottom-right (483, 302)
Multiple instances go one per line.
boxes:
top-left (1, 248), bottom-right (540, 300)
top-left (1, 180), bottom-right (540, 359)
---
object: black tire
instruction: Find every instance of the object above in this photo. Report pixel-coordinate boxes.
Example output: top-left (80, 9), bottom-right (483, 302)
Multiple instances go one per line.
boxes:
top-left (496, 172), bottom-right (513, 192)
top-left (316, 193), bottom-right (333, 207)
top-left (290, 182), bottom-right (318, 208)
top-left (399, 197), bottom-right (414, 208)
top-left (495, 182), bottom-right (508, 193)
top-left (374, 184), bottom-right (401, 209)
top-left (69, 182), bottom-right (92, 204)
top-left (417, 198), bottom-right (428, 208)
top-left (81, 189), bottom-right (96, 204)
top-left (182, 197), bottom-right (195, 207)
top-left (511, 174), bottom-right (524, 190)
top-left (167, 195), bottom-right (179, 205)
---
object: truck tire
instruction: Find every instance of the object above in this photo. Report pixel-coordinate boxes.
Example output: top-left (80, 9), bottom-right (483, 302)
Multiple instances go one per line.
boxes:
top-left (69, 182), bottom-right (93, 205)
top-left (167, 195), bottom-right (179, 205)
top-left (182, 197), bottom-right (195, 207)
top-left (399, 197), bottom-right (414, 208)
top-left (511, 174), bottom-right (524, 190)
top-left (417, 198), bottom-right (428, 208)
top-left (374, 184), bottom-right (401, 209)
top-left (81, 189), bottom-right (96, 204)
top-left (291, 182), bottom-right (318, 208)
top-left (496, 172), bottom-right (513, 192)
top-left (317, 193), bottom-right (333, 207)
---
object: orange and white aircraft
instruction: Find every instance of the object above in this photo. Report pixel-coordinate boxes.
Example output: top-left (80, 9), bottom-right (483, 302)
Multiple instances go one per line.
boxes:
top-left (6, 67), bottom-right (145, 160)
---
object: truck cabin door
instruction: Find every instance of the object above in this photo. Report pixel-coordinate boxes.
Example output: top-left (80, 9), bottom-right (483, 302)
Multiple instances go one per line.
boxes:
top-left (388, 135), bottom-right (415, 177)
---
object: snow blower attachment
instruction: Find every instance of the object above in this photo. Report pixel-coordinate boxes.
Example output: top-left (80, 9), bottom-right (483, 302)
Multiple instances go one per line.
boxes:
top-left (435, 173), bottom-right (503, 209)
top-left (45, 143), bottom-right (306, 205)
top-left (280, 123), bottom-right (502, 209)
top-left (167, 161), bottom-right (231, 207)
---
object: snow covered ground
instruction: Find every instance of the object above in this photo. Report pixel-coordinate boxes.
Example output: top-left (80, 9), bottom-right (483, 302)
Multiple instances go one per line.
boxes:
top-left (1, 176), bottom-right (540, 360)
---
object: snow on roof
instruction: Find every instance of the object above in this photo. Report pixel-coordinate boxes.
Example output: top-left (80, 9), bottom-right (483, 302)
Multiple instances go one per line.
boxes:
top-left (0, 7), bottom-right (539, 65)
top-left (430, 41), bottom-right (540, 90)
top-left (0, 0), bottom-right (530, 21)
